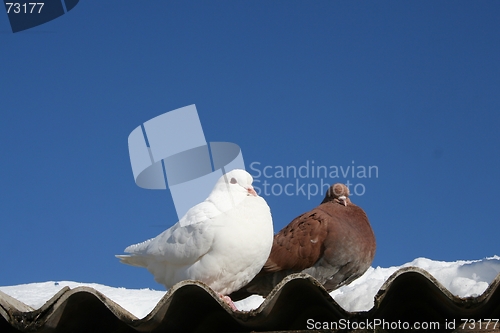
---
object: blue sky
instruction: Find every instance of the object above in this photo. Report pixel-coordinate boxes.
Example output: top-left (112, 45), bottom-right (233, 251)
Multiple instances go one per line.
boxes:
top-left (1, 1), bottom-right (499, 290)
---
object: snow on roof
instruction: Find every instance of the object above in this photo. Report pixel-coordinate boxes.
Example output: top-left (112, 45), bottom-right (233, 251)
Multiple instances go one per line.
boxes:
top-left (1, 257), bottom-right (500, 332)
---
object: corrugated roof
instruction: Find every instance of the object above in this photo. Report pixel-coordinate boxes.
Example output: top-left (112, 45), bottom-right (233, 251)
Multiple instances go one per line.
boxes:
top-left (1, 267), bottom-right (500, 332)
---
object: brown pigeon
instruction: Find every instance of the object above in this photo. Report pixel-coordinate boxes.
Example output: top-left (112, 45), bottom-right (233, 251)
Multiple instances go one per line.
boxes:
top-left (230, 183), bottom-right (376, 300)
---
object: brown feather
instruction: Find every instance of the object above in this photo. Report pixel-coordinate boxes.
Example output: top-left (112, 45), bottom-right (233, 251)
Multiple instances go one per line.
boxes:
top-left (263, 211), bottom-right (328, 272)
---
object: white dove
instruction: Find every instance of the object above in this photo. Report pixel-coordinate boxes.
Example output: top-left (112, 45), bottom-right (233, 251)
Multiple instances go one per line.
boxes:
top-left (116, 169), bottom-right (273, 310)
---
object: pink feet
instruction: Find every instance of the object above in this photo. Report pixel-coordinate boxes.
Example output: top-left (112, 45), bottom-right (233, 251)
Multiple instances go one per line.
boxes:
top-left (220, 294), bottom-right (238, 311)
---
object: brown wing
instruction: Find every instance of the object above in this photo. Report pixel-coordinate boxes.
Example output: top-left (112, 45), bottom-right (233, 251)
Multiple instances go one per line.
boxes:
top-left (263, 208), bottom-right (330, 272)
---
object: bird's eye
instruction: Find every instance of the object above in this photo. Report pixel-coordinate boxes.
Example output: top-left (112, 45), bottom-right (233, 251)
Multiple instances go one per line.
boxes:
top-left (230, 178), bottom-right (237, 184)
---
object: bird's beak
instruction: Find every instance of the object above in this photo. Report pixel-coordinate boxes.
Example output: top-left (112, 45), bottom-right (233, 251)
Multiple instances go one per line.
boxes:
top-left (247, 186), bottom-right (257, 196)
top-left (339, 195), bottom-right (347, 206)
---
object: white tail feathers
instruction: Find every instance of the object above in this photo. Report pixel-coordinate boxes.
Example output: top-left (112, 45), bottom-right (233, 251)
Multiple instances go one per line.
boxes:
top-left (115, 254), bottom-right (149, 268)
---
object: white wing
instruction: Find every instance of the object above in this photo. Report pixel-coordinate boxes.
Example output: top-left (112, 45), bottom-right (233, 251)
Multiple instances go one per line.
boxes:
top-left (119, 205), bottom-right (221, 267)
top-left (177, 200), bottom-right (222, 227)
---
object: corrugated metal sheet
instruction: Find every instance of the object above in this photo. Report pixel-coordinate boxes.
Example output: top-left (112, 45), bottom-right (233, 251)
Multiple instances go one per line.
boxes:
top-left (1, 267), bottom-right (500, 332)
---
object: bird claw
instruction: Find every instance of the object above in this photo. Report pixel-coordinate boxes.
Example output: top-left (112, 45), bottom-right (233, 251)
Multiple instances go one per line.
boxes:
top-left (220, 295), bottom-right (238, 311)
